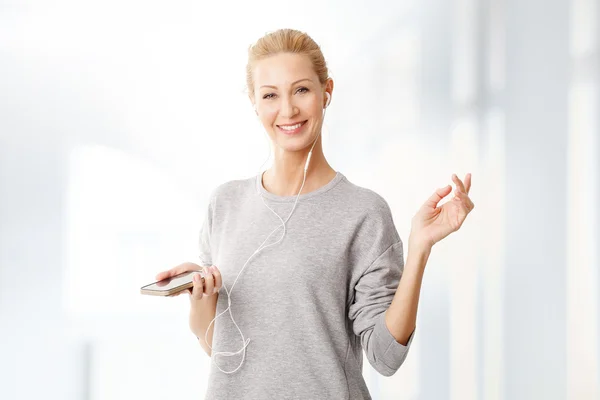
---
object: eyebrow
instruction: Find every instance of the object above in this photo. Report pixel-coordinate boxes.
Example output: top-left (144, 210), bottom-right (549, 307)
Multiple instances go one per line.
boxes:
top-left (259, 78), bottom-right (313, 90)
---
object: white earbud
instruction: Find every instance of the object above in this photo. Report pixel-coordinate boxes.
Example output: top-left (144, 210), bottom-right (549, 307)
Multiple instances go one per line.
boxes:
top-left (325, 92), bottom-right (331, 109)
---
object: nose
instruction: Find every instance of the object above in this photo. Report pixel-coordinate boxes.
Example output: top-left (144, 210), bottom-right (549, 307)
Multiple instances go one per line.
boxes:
top-left (279, 95), bottom-right (298, 118)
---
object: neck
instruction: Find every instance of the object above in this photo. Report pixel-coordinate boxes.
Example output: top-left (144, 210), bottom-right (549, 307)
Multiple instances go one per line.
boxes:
top-left (262, 135), bottom-right (336, 197)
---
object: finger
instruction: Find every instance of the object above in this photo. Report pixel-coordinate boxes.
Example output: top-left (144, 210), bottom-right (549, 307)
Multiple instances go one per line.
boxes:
top-left (202, 266), bottom-right (215, 296)
top-left (155, 270), bottom-right (171, 281)
top-left (156, 266), bottom-right (185, 281)
top-left (155, 262), bottom-right (197, 281)
top-left (156, 269), bottom-right (179, 281)
top-left (464, 173), bottom-right (472, 194)
top-left (453, 190), bottom-right (475, 211)
top-left (211, 266), bottom-right (222, 294)
top-left (452, 174), bottom-right (467, 194)
top-left (424, 185), bottom-right (453, 209)
top-left (191, 272), bottom-right (204, 301)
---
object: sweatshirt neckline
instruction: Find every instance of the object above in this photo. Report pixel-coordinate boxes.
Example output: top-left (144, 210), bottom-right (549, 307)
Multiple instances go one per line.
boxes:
top-left (255, 170), bottom-right (344, 202)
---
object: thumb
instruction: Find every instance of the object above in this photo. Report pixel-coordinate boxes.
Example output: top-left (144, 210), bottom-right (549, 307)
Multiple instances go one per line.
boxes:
top-left (424, 185), bottom-right (452, 209)
top-left (155, 270), bottom-right (174, 281)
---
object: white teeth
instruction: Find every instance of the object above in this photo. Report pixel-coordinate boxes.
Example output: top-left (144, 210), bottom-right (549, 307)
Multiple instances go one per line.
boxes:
top-left (279, 122), bottom-right (304, 130)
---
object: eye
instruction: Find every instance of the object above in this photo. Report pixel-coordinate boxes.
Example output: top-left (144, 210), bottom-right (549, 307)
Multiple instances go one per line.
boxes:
top-left (296, 87), bottom-right (309, 94)
top-left (263, 93), bottom-right (276, 100)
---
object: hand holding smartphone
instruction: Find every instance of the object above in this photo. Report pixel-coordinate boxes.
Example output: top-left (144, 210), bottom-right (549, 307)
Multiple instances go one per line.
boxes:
top-left (140, 270), bottom-right (204, 296)
top-left (141, 262), bottom-right (222, 299)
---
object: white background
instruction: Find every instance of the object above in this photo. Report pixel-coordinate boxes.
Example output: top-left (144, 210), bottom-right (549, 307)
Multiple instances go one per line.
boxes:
top-left (0, 0), bottom-right (598, 399)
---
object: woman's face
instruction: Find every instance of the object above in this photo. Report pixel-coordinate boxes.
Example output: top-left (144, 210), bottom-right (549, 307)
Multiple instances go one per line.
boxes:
top-left (252, 53), bottom-right (331, 153)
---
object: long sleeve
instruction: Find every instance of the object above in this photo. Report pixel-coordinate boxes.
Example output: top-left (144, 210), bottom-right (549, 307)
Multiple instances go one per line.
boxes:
top-left (348, 240), bottom-right (415, 377)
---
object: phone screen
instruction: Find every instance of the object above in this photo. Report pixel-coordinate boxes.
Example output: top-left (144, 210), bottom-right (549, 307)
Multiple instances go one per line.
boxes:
top-left (141, 270), bottom-right (203, 294)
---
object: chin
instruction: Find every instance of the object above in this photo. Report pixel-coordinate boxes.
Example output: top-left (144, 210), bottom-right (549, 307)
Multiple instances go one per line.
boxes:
top-left (273, 128), bottom-right (319, 153)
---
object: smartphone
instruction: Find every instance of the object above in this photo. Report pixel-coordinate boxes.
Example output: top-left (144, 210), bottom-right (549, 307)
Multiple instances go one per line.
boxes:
top-left (140, 270), bottom-right (205, 296)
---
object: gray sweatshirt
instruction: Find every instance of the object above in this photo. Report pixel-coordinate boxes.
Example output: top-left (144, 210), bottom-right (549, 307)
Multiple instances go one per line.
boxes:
top-left (198, 171), bottom-right (414, 400)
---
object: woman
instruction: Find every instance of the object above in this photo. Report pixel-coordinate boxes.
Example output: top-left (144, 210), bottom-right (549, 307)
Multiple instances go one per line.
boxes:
top-left (156, 28), bottom-right (474, 400)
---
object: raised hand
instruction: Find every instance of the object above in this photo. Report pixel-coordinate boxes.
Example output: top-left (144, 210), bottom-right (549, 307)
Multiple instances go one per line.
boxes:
top-left (409, 173), bottom-right (475, 250)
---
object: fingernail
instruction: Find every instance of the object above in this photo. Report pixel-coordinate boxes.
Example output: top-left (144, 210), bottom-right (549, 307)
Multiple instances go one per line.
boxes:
top-left (213, 287), bottom-right (219, 294)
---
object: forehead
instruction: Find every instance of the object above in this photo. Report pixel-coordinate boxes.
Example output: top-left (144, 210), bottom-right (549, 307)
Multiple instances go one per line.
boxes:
top-left (254, 53), bottom-right (317, 88)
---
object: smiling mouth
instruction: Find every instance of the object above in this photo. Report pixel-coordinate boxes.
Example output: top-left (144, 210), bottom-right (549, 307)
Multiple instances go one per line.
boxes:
top-left (276, 120), bottom-right (308, 134)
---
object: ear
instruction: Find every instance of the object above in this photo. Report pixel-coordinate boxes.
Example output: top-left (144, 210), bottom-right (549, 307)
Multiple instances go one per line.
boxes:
top-left (324, 78), bottom-right (334, 106)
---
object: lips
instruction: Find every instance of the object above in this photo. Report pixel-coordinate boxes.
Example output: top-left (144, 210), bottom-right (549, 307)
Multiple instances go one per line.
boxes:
top-left (276, 120), bottom-right (308, 135)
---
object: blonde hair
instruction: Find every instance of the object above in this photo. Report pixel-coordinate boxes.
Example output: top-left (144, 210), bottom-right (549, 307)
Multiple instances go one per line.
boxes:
top-left (246, 29), bottom-right (330, 98)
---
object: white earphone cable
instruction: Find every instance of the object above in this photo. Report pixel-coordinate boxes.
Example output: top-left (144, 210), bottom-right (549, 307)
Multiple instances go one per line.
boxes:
top-left (205, 95), bottom-right (329, 374)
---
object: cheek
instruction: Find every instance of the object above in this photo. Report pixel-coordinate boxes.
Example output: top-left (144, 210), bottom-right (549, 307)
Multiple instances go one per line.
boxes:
top-left (306, 99), bottom-right (323, 116)
top-left (260, 108), bottom-right (278, 126)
